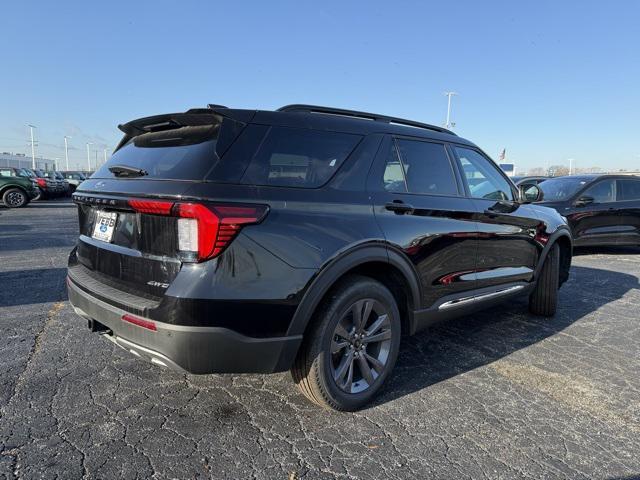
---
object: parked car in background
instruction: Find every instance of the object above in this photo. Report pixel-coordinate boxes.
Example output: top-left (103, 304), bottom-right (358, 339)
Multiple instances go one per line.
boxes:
top-left (0, 167), bottom-right (40, 207)
top-left (49, 171), bottom-right (72, 196)
top-left (512, 176), bottom-right (549, 202)
top-left (61, 171), bottom-right (87, 192)
top-left (537, 174), bottom-right (640, 247)
top-left (512, 176), bottom-right (549, 187)
top-left (67, 104), bottom-right (573, 411)
top-left (39, 170), bottom-right (68, 196)
top-left (23, 168), bottom-right (60, 198)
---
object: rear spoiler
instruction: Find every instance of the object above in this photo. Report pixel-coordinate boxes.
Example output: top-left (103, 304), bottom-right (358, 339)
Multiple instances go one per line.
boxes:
top-left (114, 107), bottom-right (257, 153)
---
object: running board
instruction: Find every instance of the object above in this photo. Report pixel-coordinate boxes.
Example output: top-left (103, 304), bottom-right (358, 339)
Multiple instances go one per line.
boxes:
top-left (438, 285), bottom-right (525, 310)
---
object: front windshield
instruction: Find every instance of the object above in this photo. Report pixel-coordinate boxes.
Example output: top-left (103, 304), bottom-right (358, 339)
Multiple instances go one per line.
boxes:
top-left (539, 177), bottom-right (591, 201)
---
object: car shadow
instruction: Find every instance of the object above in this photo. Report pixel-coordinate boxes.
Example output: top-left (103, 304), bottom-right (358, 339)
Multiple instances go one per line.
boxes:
top-left (372, 265), bottom-right (639, 407)
top-left (0, 268), bottom-right (69, 307)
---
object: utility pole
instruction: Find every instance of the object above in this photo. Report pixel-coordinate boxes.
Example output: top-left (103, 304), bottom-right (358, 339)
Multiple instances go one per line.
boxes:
top-left (29, 124), bottom-right (37, 169)
top-left (94, 149), bottom-right (98, 168)
top-left (86, 142), bottom-right (93, 171)
top-left (64, 136), bottom-right (71, 170)
top-left (444, 92), bottom-right (458, 129)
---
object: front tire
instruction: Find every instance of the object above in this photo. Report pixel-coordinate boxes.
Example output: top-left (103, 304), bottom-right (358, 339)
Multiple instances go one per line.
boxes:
top-left (291, 275), bottom-right (401, 411)
top-left (529, 243), bottom-right (559, 316)
top-left (2, 188), bottom-right (28, 208)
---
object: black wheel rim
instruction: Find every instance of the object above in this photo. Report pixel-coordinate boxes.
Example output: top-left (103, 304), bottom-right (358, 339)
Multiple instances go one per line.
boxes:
top-left (330, 298), bottom-right (393, 394)
top-left (6, 191), bottom-right (25, 207)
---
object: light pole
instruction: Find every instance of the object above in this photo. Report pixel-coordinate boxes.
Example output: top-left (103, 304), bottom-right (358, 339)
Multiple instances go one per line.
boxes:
top-left (103, 148), bottom-right (108, 165)
top-left (64, 136), bottom-right (71, 170)
top-left (29, 124), bottom-right (37, 169)
top-left (568, 158), bottom-right (574, 175)
top-left (86, 142), bottom-right (93, 171)
top-left (444, 92), bottom-right (458, 129)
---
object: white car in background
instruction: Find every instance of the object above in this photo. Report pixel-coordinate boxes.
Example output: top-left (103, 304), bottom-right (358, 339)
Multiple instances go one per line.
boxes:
top-left (61, 171), bottom-right (87, 192)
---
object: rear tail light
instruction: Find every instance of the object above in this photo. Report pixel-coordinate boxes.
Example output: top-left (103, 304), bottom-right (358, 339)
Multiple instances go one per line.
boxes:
top-left (128, 199), bottom-right (268, 262)
top-left (128, 199), bottom-right (174, 215)
top-left (36, 178), bottom-right (47, 188)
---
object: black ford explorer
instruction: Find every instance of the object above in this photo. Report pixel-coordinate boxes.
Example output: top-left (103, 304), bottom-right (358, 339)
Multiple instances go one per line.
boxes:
top-left (67, 104), bottom-right (573, 410)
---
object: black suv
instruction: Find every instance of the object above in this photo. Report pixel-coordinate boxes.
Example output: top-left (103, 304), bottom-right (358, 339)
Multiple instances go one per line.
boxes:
top-left (67, 104), bottom-right (572, 410)
top-left (536, 174), bottom-right (640, 247)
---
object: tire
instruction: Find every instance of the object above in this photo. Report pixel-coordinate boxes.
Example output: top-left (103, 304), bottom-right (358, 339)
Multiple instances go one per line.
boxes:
top-left (2, 188), bottom-right (28, 208)
top-left (529, 243), bottom-right (559, 316)
top-left (291, 275), bottom-right (401, 411)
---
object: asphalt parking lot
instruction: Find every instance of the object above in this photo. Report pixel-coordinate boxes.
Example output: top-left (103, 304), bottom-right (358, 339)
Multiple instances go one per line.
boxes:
top-left (1, 200), bottom-right (639, 480)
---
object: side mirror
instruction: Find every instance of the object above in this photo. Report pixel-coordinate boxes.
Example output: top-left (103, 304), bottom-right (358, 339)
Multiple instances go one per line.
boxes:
top-left (519, 184), bottom-right (543, 203)
top-left (574, 195), bottom-right (594, 207)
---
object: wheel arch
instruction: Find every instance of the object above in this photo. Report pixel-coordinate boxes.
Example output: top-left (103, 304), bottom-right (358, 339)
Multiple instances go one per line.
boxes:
top-left (286, 243), bottom-right (422, 338)
top-left (535, 229), bottom-right (572, 286)
top-left (0, 184), bottom-right (29, 202)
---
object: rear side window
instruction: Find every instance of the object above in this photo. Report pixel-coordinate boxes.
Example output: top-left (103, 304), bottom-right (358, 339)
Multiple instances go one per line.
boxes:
top-left (617, 179), bottom-right (640, 201)
top-left (241, 127), bottom-right (361, 188)
top-left (393, 139), bottom-right (458, 195)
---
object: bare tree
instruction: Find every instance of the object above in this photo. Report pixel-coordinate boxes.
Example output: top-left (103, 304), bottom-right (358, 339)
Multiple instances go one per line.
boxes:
top-left (549, 165), bottom-right (569, 177)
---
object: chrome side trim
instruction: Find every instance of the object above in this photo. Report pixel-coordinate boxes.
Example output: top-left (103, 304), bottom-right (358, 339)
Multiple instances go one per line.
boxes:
top-left (438, 285), bottom-right (525, 310)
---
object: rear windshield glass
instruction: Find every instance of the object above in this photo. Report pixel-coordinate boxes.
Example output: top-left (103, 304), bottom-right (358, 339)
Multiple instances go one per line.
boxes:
top-left (92, 124), bottom-right (220, 180)
top-left (539, 177), bottom-right (591, 201)
top-left (241, 127), bottom-right (361, 188)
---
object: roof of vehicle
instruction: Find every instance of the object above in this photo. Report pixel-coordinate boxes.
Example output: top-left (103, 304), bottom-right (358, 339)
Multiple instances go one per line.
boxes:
top-left (119, 104), bottom-right (477, 149)
top-left (513, 175), bottom-right (548, 182)
top-left (543, 174), bottom-right (640, 182)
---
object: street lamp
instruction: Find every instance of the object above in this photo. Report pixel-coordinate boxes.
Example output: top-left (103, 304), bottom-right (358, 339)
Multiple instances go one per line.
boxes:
top-left (29, 124), bottom-right (37, 169)
top-left (86, 142), bottom-right (93, 171)
top-left (64, 136), bottom-right (71, 171)
top-left (444, 92), bottom-right (458, 129)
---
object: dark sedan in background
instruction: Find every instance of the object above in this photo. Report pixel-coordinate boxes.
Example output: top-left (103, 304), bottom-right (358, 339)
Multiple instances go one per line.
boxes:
top-left (537, 174), bottom-right (640, 247)
top-left (512, 175), bottom-right (549, 187)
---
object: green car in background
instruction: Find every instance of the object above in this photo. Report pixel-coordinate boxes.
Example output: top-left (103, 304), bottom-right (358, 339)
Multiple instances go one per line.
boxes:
top-left (0, 167), bottom-right (40, 208)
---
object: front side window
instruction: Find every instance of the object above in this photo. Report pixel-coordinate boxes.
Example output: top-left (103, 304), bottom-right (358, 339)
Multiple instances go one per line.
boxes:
top-left (241, 127), bottom-right (361, 188)
top-left (391, 139), bottom-right (458, 195)
top-left (455, 147), bottom-right (514, 201)
top-left (582, 179), bottom-right (614, 203)
top-left (617, 179), bottom-right (640, 201)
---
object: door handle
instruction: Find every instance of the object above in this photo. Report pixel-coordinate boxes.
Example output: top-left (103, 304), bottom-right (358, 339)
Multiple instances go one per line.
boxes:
top-left (385, 201), bottom-right (414, 214)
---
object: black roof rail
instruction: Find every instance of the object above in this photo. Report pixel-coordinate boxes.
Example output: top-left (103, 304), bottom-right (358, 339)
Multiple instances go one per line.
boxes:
top-left (277, 104), bottom-right (457, 136)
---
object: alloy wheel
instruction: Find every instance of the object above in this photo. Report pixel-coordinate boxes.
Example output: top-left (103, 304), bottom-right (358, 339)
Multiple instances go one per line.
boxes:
top-left (330, 298), bottom-right (393, 394)
top-left (6, 191), bottom-right (26, 207)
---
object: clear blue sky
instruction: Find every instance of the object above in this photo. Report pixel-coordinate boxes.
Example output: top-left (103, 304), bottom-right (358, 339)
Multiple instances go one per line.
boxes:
top-left (1, 1), bottom-right (638, 172)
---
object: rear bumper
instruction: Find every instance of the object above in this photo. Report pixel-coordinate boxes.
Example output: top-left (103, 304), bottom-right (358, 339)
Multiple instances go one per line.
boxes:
top-left (67, 276), bottom-right (302, 374)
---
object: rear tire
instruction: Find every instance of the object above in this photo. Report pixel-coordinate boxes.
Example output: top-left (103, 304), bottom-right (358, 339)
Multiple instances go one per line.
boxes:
top-left (529, 243), bottom-right (559, 316)
top-left (2, 188), bottom-right (28, 208)
top-left (291, 275), bottom-right (401, 411)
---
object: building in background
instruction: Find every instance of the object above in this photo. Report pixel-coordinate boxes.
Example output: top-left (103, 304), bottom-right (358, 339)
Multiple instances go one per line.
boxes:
top-left (499, 163), bottom-right (516, 177)
top-left (0, 152), bottom-right (55, 170)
